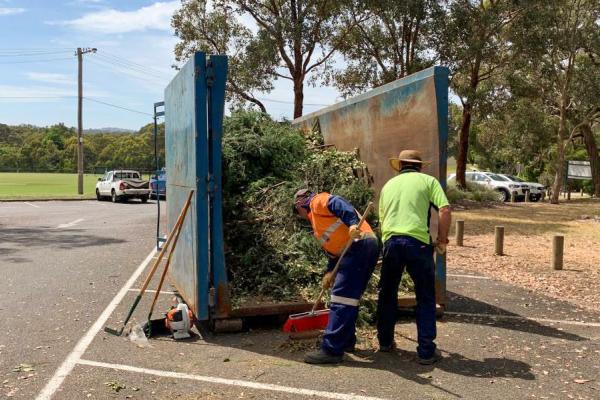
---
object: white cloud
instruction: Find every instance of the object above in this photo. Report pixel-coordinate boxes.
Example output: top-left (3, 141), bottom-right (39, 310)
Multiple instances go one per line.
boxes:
top-left (0, 7), bottom-right (25, 16)
top-left (26, 72), bottom-right (74, 85)
top-left (53, 1), bottom-right (178, 34)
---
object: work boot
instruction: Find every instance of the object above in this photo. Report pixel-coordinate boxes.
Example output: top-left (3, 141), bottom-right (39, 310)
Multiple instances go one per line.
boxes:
top-left (304, 350), bottom-right (343, 364)
top-left (378, 342), bottom-right (397, 353)
top-left (343, 344), bottom-right (356, 353)
top-left (417, 348), bottom-right (442, 365)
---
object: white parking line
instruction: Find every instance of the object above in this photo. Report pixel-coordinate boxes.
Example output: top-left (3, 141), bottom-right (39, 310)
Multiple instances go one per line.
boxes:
top-left (447, 273), bottom-right (491, 280)
top-left (36, 249), bottom-right (156, 400)
top-left (55, 218), bottom-right (84, 229)
top-left (445, 311), bottom-right (600, 328)
top-left (77, 359), bottom-right (385, 400)
top-left (24, 202), bottom-right (40, 208)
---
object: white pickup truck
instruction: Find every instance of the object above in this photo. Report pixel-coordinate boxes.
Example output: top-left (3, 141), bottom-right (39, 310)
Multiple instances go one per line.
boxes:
top-left (96, 170), bottom-right (151, 203)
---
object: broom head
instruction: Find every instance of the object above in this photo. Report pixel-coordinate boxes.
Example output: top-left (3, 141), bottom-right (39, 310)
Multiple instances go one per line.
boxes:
top-left (282, 309), bottom-right (330, 333)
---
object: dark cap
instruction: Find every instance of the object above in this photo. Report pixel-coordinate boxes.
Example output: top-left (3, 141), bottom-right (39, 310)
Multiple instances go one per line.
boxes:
top-left (294, 189), bottom-right (313, 208)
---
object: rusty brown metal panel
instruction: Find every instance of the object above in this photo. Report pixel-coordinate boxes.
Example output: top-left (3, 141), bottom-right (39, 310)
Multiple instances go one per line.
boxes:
top-left (293, 66), bottom-right (450, 306)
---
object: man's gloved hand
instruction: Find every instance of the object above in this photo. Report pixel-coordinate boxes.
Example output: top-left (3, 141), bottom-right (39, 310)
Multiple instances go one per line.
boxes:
top-left (348, 224), bottom-right (362, 240)
top-left (435, 243), bottom-right (447, 255)
top-left (322, 271), bottom-right (334, 289)
top-left (434, 238), bottom-right (449, 255)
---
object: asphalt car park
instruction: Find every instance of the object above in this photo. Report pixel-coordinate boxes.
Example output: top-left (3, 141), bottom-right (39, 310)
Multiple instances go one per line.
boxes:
top-left (2, 201), bottom-right (600, 400)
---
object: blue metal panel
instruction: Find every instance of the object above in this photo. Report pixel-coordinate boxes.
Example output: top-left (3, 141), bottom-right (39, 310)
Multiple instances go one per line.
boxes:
top-left (433, 66), bottom-right (450, 304)
top-left (164, 52), bottom-right (229, 321)
top-left (164, 53), bottom-right (210, 320)
top-left (206, 55), bottom-right (229, 317)
top-left (193, 52), bottom-right (210, 321)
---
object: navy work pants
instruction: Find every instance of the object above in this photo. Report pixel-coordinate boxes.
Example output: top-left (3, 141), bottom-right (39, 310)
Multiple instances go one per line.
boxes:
top-left (377, 235), bottom-right (437, 359)
top-left (321, 237), bottom-right (380, 356)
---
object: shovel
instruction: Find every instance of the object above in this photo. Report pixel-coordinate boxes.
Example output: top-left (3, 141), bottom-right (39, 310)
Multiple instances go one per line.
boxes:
top-left (283, 202), bottom-right (374, 336)
top-left (104, 190), bottom-right (194, 336)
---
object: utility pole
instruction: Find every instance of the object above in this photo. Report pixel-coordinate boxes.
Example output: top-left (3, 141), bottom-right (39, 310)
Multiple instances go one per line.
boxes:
top-left (76, 47), bottom-right (97, 195)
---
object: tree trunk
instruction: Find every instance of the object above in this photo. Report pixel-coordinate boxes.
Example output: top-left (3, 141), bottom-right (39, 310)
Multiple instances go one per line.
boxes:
top-left (551, 110), bottom-right (568, 204)
top-left (456, 102), bottom-right (472, 189)
top-left (551, 140), bottom-right (565, 204)
top-left (293, 77), bottom-right (304, 119)
top-left (581, 123), bottom-right (600, 197)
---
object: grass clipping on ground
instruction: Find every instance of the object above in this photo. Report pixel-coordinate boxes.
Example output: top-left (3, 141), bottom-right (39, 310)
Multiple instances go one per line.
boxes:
top-left (222, 111), bottom-right (374, 309)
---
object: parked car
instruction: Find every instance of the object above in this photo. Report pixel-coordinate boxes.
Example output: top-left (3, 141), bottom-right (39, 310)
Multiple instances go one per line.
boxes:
top-left (499, 174), bottom-right (546, 202)
top-left (96, 170), bottom-right (151, 203)
top-left (448, 171), bottom-right (526, 202)
top-left (150, 168), bottom-right (166, 199)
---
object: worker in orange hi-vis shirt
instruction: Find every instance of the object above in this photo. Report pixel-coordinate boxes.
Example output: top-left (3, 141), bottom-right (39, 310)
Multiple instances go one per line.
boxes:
top-left (293, 189), bottom-right (380, 364)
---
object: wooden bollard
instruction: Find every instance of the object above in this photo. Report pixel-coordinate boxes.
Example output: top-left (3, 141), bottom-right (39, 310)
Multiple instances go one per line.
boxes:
top-left (495, 226), bottom-right (504, 255)
top-left (511, 191), bottom-right (517, 203)
top-left (552, 235), bottom-right (564, 270)
top-left (456, 220), bottom-right (464, 246)
top-left (524, 189), bottom-right (529, 203)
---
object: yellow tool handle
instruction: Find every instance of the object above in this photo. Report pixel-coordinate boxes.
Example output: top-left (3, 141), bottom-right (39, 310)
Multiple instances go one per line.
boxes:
top-left (138, 190), bottom-right (194, 295)
top-left (310, 201), bottom-right (374, 313)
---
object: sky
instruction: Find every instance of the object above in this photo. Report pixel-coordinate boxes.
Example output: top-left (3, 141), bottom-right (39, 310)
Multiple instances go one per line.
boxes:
top-left (0, 0), bottom-right (342, 130)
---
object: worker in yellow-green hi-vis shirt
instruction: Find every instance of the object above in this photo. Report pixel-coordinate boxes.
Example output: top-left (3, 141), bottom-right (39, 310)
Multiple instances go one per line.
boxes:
top-left (377, 150), bottom-right (451, 365)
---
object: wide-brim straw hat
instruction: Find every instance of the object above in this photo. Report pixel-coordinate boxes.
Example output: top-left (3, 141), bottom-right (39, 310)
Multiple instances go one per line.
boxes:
top-left (389, 150), bottom-right (430, 172)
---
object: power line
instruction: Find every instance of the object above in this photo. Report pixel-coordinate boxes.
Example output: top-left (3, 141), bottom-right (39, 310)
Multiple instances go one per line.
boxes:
top-left (84, 97), bottom-right (153, 116)
top-left (94, 53), bottom-right (169, 80)
top-left (0, 95), bottom-right (153, 116)
top-left (0, 57), bottom-right (74, 64)
top-left (0, 50), bottom-right (73, 57)
top-left (86, 58), bottom-right (165, 84)
top-left (256, 97), bottom-right (330, 107)
top-left (0, 96), bottom-right (75, 99)
top-left (97, 50), bottom-right (170, 78)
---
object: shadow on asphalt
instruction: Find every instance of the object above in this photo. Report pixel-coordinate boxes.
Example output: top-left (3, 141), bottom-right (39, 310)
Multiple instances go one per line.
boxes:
top-left (444, 291), bottom-right (587, 341)
top-left (191, 289), bottom-right (590, 395)
top-left (0, 226), bottom-right (126, 263)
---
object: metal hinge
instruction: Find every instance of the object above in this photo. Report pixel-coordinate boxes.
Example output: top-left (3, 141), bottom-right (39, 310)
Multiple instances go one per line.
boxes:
top-left (205, 60), bottom-right (214, 87)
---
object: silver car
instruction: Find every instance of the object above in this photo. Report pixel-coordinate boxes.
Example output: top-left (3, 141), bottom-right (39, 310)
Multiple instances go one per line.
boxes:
top-left (500, 174), bottom-right (546, 202)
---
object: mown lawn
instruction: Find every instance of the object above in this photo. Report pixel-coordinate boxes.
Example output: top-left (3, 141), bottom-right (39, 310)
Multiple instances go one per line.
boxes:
top-left (0, 173), bottom-right (103, 200)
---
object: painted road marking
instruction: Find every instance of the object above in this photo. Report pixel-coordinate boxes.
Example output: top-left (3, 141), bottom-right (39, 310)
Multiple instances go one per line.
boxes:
top-left (55, 218), bottom-right (84, 229)
top-left (77, 359), bottom-right (386, 400)
top-left (36, 249), bottom-right (156, 400)
top-left (128, 288), bottom-right (176, 295)
top-left (24, 202), bottom-right (40, 208)
top-left (445, 311), bottom-right (600, 328)
top-left (447, 273), bottom-right (491, 280)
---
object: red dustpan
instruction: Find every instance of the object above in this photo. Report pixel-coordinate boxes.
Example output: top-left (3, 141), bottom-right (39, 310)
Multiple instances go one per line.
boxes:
top-left (282, 202), bottom-right (373, 336)
top-left (282, 309), bottom-right (330, 333)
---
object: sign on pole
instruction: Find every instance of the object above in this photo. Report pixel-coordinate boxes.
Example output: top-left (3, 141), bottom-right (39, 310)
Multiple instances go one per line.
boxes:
top-left (567, 160), bottom-right (592, 180)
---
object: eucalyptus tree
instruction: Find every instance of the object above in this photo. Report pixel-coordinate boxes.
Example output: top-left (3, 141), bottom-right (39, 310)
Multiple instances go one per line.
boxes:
top-left (509, 0), bottom-right (600, 203)
top-left (172, 0), bottom-right (352, 118)
top-left (437, 0), bottom-right (532, 189)
top-left (330, 0), bottom-right (444, 97)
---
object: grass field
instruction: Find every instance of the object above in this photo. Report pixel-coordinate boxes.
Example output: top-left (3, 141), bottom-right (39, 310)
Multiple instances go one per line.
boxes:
top-left (0, 173), bottom-right (103, 200)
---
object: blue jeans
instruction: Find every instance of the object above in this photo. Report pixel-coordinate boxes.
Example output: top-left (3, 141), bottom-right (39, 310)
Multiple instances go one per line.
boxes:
top-left (321, 237), bottom-right (380, 356)
top-left (377, 235), bottom-right (437, 358)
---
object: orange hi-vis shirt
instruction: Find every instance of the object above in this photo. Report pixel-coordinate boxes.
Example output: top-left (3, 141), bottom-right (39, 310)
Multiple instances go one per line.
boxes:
top-left (308, 192), bottom-right (373, 257)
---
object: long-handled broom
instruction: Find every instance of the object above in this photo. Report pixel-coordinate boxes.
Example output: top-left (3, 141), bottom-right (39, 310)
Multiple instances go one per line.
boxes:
top-left (283, 202), bottom-right (374, 336)
top-left (104, 190), bottom-right (194, 336)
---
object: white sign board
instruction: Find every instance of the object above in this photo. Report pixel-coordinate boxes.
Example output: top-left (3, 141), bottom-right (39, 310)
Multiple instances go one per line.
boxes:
top-left (567, 161), bottom-right (592, 180)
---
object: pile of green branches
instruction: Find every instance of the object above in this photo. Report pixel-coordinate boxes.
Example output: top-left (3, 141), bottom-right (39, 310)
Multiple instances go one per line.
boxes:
top-left (221, 111), bottom-right (374, 305)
